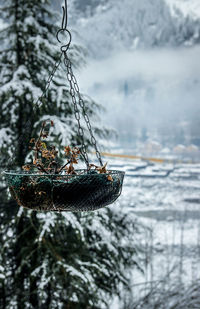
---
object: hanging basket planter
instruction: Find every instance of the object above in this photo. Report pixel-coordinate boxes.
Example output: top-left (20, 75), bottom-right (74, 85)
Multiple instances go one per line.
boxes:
top-left (3, 0), bottom-right (125, 212)
top-left (4, 119), bottom-right (125, 212)
top-left (4, 170), bottom-right (124, 211)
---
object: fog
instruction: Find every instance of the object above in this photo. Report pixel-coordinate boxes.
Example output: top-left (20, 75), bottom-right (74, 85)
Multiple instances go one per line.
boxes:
top-left (78, 46), bottom-right (200, 147)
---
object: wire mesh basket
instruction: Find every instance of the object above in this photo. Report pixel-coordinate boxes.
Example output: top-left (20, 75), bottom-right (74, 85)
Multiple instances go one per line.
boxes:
top-left (3, 170), bottom-right (125, 212)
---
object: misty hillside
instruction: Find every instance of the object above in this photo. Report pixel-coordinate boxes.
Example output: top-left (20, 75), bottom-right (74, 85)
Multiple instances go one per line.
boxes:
top-left (71, 0), bottom-right (200, 147)
top-left (71, 0), bottom-right (200, 58)
top-left (167, 0), bottom-right (200, 19)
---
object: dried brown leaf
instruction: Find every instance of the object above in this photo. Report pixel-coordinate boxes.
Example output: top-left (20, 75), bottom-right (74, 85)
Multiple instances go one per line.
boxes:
top-left (107, 175), bottom-right (113, 182)
top-left (97, 162), bottom-right (107, 174)
top-left (64, 146), bottom-right (71, 156)
top-left (22, 165), bottom-right (31, 171)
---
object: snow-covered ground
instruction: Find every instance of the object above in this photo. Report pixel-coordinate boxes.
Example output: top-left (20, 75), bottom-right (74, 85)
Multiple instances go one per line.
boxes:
top-left (106, 156), bottom-right (200, 304)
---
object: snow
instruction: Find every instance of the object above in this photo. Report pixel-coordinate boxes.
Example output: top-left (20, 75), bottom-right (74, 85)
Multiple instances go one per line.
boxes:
top-left (1, 65), bottom-right (42, 101)
top-left (60, 263), bottom-right (90, 283)
top-left (70, 0), bottom-right (200, 148)
top-left (0, 18), bottom-right (8, 31)
top-left (16, 207), bottom-right (24, 218)
top-left (62, 212), bottom-right (85, 240)
top-left (0, 128), bottom-right (12, 148)
top-left (73, 0), bottom-right (200, 59)
top-left (7, 228), bottom-right (14, 237)
top-left (161, 147), bottom-right (171, 154)
top-left (166, 0), bottom-right (200, 19)
top-left (37, 212), bottom-right (57, 242)
top-left (0, 264), bottom-right (5, 279)
top-left (27, 35), bottom-right (58, 55)
top-left (1, 1), bottom-right (200, 306)
top-left (115, 158), bottom-right (200, 274)
top-left (107, 156), bottom-right (200, 308)
top-left (35, 115), bottom-right (75, 146)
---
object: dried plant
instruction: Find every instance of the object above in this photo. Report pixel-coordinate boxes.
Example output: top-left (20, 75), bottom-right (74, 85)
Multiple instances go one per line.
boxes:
top-left (22, 120), bottom-right (113, 181)
top-left (22, 120), bottom-right (80, 175)
top-left (89, 163), bottom-right (113, 181)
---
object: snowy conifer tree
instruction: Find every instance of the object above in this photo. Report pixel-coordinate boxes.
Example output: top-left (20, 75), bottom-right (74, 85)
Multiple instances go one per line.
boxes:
top-left (0, 0), bottom-right (107, 169)
top-left (0, 0), bottom-right (144, 308)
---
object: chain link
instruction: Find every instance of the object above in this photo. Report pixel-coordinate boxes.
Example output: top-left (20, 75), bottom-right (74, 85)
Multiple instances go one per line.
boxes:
top-left (7, 53), bottom-right (63, 167)
top-left (7, 0), bottom-right (103, 169)
top-left (63, 51), bottom-right (103, 167)
top-left (36, 53), bottom-right (63, 109)
top-left (63, 53), bottom-right (90, 168)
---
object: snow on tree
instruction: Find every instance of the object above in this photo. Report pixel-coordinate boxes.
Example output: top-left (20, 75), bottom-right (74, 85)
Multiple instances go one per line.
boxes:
top-left (0, 0), bottom-right (109, 168)
top-left (0, 0), bottom-right (144, 308)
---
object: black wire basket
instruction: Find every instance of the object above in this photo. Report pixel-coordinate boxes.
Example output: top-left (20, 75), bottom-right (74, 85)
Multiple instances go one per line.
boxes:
top-left (3, 170), bottom-right (125, 212)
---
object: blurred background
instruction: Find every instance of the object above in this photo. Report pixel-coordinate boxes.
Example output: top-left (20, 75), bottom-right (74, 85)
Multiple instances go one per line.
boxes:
top-left (63, 0), bottom-right (200, 307)
top-left (1, 0), bottom-right (200, 308)
top-left (66, 0), bottom-right (200, 157)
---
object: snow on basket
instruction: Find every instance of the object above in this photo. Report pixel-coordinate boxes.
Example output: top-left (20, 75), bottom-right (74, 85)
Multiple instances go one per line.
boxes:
top-left (3, 170), bottom-right (125, 212)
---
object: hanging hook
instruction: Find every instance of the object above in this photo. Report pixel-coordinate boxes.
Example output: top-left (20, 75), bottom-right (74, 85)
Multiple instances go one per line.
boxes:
top-left (56, 29), bottom-right (72, 52)
top-left (62, 0), bottom-right (68, 30)
top-left (56, 0), bottom-right (72, 52)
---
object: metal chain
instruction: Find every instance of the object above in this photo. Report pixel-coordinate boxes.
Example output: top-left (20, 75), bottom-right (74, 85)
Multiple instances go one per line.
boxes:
top-left (7, 53), bottom-right (63, 167)
top-left (56, 0), bottom-right (103, 167)
top-left (63, 52), bottom-right (103, 167)
top-left (35, 53), bottom-right (63, 109)
top-left (8, 0), bottom-right (103, 169)
top-left (63, 52), bottom-right (90, 168)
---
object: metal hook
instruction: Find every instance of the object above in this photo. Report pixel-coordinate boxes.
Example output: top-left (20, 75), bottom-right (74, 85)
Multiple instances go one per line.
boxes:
top-left (56, 0), bottom-right (72, 52)
top-left (62, 0), bottom-right (68, 30)
top-left (56, 29), bottom-right (72, 52)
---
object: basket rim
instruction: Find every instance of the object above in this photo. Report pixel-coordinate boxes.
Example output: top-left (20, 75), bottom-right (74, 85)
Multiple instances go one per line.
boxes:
top-left (3, 169), bottom-right (125, 177)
